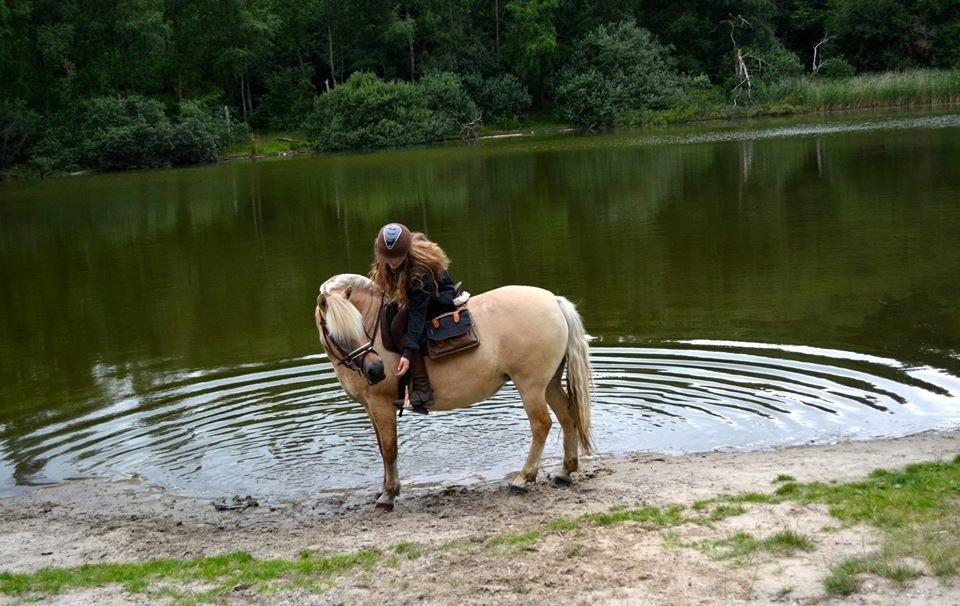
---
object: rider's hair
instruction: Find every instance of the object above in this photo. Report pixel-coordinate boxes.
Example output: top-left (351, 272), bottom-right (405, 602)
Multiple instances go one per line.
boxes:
top-left (370, 232), bottom-right (450, 308)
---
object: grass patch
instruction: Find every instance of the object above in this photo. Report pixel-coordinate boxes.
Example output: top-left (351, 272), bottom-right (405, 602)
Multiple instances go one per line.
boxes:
top-left (696, 530), bottom-right (814, 565)
top-left (0, 549), bottom-right (379, 598)
top-left (581, 504), bottom-right (685, 528)
top-left (545, 517), bottom-right (581, 532)
top-left (825, 555), bottom-right (922, 596)
top-left (773, 474), bottom-right (796, 483)
top-left (725, 492), bottom-right (777, 504)
top-left (782, 457), bottom-right (960, 596)
top-left (223, 132), bottom-right (309, 157)
top-left (696, 532), bottom-right (761, 563)
top-left (390, 542), bottom-right (424, 560)
top-left (762, 531), bottom-right (815, 555)
top-left (705, 504), bottom-right (747, 522)
top-left (485, 531), bottom-right (542, 553)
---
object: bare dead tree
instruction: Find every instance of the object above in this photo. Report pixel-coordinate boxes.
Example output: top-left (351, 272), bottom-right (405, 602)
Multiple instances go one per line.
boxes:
top-left (719, 14), bottom-right (754, 106)
top-left (812, 33), bottom-right (833, 73)
top-left (458, 110), bottom-right (483, 141)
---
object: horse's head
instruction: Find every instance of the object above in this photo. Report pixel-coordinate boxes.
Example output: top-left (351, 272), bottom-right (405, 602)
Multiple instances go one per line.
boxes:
top-left (315, 275), bottom-right (386, 385)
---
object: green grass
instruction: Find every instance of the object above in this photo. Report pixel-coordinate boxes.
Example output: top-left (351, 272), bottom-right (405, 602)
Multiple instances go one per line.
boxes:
top-left (765, 69), bottom-right (960, 112)
top-left (0, 549), bottom-right (379, 598)
top-left (695, 530), bottom-right (814, 564)
top-left (223, 132), bottom-right (309, 157)
top-left (773, 474), bottom-right (796, 483)
top-left (783, 457), bottom-right (960, 595)
top-left (484, 531), bottom-right (542, 554)
top-left (545, 517), bottom-right (581, 532)
top-left (824, 556), bottom-right (922, 596)
top-left (705, 504), bottom-right (747, 522)
top-left (390, 542), bottom-right (424, 560)
top-left (627, 69), bottom-right (960, 128)
top-left (581, 504), bottom-right (685, 527)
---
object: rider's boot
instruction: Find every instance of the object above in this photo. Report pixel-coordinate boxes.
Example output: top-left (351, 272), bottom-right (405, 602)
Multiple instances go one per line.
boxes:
top-left (405, 352), bottom-right (434, 414)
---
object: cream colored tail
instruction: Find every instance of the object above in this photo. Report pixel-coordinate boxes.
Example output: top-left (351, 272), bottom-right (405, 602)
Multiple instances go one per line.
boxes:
top-left (556, 296), bottom-right (594, 453)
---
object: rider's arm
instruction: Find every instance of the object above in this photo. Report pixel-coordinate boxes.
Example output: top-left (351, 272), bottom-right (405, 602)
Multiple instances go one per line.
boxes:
top-left (402, 272), bottom-right (434, 360)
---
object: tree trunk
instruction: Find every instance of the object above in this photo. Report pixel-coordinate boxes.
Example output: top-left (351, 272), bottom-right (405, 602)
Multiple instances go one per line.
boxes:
top-left (246, 73), bottom-right (254, 117)
top-left (240, 72), bottom-right (248, 122)
top-left (494, 0), bottom-right (500, 55)
top-left (407, 7), bottom-right (415, 79)
top-left (328, 25), bottom-right (337, 87)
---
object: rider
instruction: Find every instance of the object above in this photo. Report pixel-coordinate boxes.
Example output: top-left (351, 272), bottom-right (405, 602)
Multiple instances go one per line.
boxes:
top-left (370, 223), bottom-right (459, 414)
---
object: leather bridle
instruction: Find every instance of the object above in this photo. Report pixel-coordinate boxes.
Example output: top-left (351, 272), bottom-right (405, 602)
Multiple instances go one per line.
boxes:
top-left (318, 293), bottom-right (386, 385)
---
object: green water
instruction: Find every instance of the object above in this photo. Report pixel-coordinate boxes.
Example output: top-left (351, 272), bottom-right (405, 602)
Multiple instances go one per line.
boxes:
top-left (1, 110), bottom-right (959, 495)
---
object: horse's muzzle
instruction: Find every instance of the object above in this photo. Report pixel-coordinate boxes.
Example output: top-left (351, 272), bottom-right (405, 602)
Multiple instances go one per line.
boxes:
top-left (364, 358), bottom-right (386, 385)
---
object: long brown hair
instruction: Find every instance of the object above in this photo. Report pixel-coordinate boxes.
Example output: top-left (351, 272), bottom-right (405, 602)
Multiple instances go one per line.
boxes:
top-left (370, 232), bottom-right (450, 308)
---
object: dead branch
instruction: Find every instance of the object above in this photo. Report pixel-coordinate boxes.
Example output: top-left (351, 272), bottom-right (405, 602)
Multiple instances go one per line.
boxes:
top-left (812, 33), bottom-right (833, 73)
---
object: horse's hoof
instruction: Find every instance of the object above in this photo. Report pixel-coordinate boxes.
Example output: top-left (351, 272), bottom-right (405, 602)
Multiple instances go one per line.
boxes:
top-left (551, 474), bottom-right (572, 487)
top-left (507, 483), bottom-right (528, 495)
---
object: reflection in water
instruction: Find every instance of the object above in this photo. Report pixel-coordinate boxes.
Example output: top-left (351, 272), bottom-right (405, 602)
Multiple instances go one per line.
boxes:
top-left (1, 109), bottom-right (960, 495)
top-left (2, 343), bottom-right (959, 497)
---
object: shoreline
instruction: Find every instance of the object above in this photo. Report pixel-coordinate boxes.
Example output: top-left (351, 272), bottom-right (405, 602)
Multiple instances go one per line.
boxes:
top-left (5, 101), bottom-right (958, 182)
top-left (2, 430), bottom-right (958, 603)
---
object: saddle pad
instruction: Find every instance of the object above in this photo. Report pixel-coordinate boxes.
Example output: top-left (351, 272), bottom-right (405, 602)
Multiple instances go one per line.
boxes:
top-left (426, 308), bottom-right (479, 359)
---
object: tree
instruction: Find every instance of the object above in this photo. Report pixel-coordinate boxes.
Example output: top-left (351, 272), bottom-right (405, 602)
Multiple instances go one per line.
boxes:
top-left (553, 20), bottom-right (684, 125)
top-left (504, 0), bottom-right (559, 100)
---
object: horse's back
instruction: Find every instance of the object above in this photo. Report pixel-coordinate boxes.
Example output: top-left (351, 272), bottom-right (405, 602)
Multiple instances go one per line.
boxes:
top-left (426, 284), bottom-right (571, 409)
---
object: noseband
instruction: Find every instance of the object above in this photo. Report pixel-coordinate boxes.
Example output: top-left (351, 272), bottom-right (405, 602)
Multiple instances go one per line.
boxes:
top-left (319, 294), bottom-right (386, 385)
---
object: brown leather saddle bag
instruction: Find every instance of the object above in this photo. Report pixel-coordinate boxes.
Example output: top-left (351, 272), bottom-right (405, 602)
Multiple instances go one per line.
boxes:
top-left (426, 308), bottom-right (479, 359)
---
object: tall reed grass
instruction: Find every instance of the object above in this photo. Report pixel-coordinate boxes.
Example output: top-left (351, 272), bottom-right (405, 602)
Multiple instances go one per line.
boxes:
top-left (766, 69), bottom-right (960, 110)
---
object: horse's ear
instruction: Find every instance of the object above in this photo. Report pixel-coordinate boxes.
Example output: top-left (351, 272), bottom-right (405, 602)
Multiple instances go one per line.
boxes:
top-left (344, 286), bottom-right (353, 300)
top-left (317, 292), bottom-right (327, 310)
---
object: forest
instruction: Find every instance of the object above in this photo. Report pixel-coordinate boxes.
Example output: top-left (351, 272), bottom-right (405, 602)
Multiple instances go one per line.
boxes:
top-left (2, 0), bottom-right (959, 174)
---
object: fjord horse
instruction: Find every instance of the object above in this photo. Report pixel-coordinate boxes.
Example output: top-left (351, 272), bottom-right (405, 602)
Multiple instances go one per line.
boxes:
top-left (314, 274), bottom-right (593, 511)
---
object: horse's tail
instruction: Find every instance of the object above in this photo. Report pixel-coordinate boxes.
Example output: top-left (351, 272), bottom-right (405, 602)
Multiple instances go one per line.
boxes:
top-left (556, 296), bottom-right (594, 454)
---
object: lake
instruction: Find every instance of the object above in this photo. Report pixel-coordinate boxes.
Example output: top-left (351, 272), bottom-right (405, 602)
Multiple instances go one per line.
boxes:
top-left (2, 109), bottom-right (959, 497)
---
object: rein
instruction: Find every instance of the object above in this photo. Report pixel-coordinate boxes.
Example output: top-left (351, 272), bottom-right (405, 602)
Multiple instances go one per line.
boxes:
top-left (319, 294), bottom-right (386, 384)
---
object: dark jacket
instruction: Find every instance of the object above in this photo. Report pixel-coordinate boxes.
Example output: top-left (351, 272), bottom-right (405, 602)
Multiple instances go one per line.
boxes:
top-left (402, 268), bottom-right (458, 359)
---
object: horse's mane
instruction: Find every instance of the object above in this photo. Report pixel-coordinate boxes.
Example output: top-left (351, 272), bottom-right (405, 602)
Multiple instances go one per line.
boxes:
top-left (319, 273), bottom-right (377, 297)
top-left (319, 274), bottom-right (379, 347)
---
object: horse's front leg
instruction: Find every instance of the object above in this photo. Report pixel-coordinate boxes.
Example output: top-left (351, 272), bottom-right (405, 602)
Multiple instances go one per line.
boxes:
top-left (367, 398), bottom-right (400, 512)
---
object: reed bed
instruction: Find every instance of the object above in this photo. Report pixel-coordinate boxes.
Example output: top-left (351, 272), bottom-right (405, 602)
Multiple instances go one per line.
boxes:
top-left (765, 69), bottom-right (960, 111)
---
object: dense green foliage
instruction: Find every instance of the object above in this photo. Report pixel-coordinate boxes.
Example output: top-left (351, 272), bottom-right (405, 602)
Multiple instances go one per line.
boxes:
top-left (303, 71), bottom-right (474, 151)
top-left (553, 21), bottom-right (684, 126)
top-left (1, 0), bottom-right (959, 173)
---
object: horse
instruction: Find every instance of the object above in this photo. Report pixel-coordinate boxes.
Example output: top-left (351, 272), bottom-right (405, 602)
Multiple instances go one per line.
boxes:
top-left (314, 273), bottom-right (593, 512)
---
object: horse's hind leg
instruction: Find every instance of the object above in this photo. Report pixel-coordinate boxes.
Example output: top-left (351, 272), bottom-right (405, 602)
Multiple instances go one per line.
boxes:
top-left (546, 371), bottom-right (579, 485)
top-left (508, 383), bottom-right (552, 492)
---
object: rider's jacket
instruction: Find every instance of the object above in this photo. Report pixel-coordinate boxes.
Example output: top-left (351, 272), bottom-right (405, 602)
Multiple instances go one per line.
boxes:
top-left (401, 267), bottom-right (458, 359)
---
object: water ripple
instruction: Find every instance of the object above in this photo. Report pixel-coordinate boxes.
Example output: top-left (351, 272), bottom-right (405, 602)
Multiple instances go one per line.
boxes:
top-left (2, 342), bottom-right (958, 497)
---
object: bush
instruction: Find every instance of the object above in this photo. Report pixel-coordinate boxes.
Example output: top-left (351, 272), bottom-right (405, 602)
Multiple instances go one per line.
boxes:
top-left (466, 74), bottom-right (531, 127)
top-left (77, 96), bottom-right (237, 170)
top-left (302, 71), bottom-right (465, 152)
top-left (21, 96), bottom-right (241, 174)
top-left (817, 58), bottom-right (856, 79)
top-left (0, 100), bottom-right (39, 171)
top-left (419, 71), bottom-right (479, 124)
top-left (553, 20), bottom-right (684, 126)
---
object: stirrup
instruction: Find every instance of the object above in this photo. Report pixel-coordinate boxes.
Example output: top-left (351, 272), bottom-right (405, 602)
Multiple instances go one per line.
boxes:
top-left (403, 402), bottom-right (430, 415)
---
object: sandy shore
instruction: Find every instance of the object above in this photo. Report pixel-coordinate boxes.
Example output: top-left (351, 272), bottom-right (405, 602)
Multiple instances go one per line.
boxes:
top-left (2, 430), bottom-right (959, 604)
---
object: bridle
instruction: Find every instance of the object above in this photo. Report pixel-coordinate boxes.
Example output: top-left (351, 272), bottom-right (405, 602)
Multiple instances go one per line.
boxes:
top-left (318, 293), bottom-right (386, 385)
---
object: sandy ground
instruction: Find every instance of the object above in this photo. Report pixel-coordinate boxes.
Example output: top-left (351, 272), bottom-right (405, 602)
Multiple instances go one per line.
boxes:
top-left (2, 431), bottom-right (959, 605)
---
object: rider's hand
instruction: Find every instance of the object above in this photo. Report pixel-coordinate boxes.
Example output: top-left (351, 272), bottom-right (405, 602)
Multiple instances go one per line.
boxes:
top-left (396, 356), bottom-right (410, 377)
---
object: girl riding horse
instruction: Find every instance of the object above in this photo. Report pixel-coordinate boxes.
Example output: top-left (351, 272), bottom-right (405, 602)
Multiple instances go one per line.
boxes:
top-left (369, 223), bottom-right (462, 414)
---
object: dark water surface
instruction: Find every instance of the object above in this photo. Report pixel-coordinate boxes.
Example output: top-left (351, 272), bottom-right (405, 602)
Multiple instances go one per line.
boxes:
top-left (2, 110), bottom-right (960, 497)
